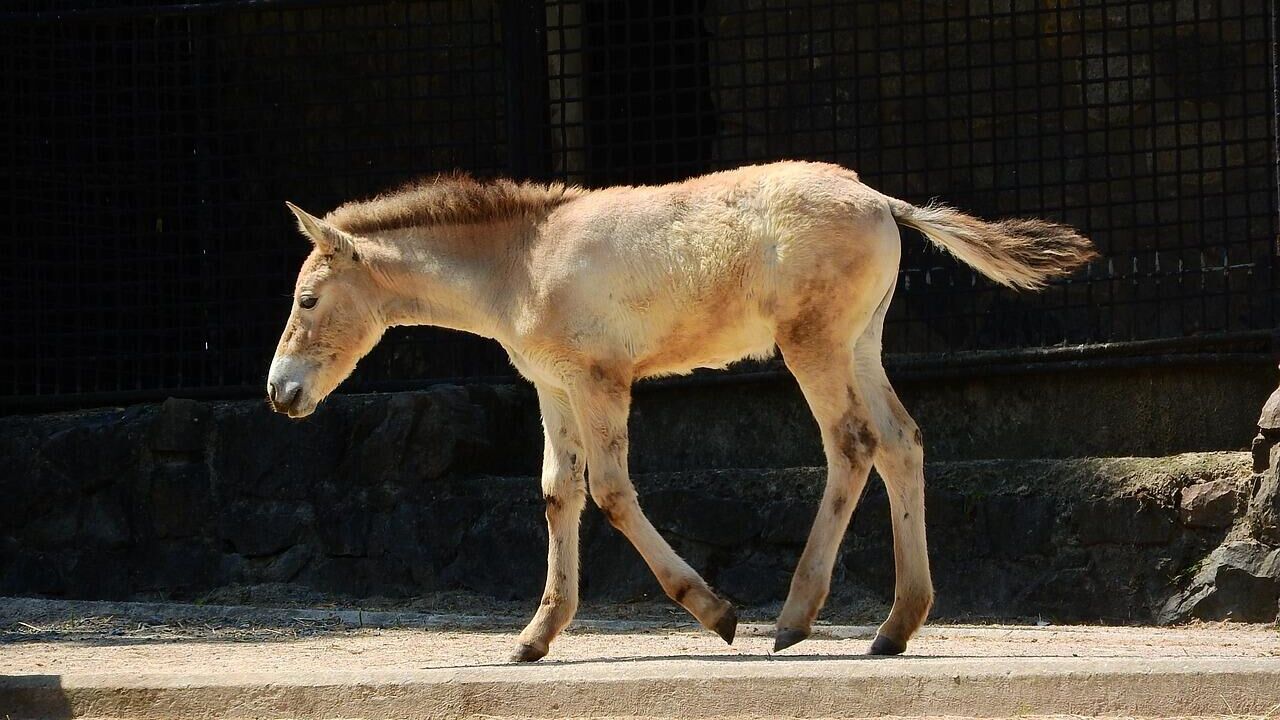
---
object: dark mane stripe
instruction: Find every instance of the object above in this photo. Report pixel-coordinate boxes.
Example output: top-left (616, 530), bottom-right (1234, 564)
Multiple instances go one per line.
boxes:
top-left (325, 172), bottom-right (587, 235)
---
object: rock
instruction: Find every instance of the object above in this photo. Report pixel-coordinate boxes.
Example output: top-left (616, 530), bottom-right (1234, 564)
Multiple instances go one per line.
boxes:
top-left (0, 550), bottom-right (66, 596)
top-left (717, 557), bottom-right (790, 605)
top-left (581, 520), bottom-right (663, 601)
top-left (1157, 540), bottom-right (1280, 624)
top-left (423, 496), bottom-right (489, 559)
top-left (210, 404), bottom-right (343, 501)
top-left (64, 548), bottom-right (131, 599)
top-left (440, 501), bottom-right (546, 600)
top-left (43, 410), bottom-right (143, 494)
top-left (316, 503), bottom-right (370, 557)
top-left (399, 387), bottom-right (485, 481)
top-left (1258, 383), bottom-right (1280, 432)
top-left (149, 462), bottom-right (214, 539)
top-left (1252, 433), bottom-right (1275, 473)
top-left (131, 540), bottom-right (223, 593)
top-left (1074, 497), bottom-right (1175, 546)
top-left (644, 490), bottom-right (763, 547)
top-left (147, 398), bottom-right (211, 456)
top-left (79, 491), bottom-right (130, 548)
top-left (219, 501), bottom-right (313, 557)
top-left (982, 495), bottom-right (1057, 558)
top-left (262, 544), bottom-right (313, 583)
top-left (1246, 448), bottom-right (1280, 545)
top-left (760, 500), bottom-right (816, 546)
top-left (1257, 383), bottom-right (1280, 471)
top-left (24, 504), bottom-right (81, 550)
top-left (1178, 480), bottom-right (1242, 528)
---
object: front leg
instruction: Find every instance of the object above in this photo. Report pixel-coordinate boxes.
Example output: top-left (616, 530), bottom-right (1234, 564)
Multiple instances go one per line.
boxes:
top-left (568, 362), bottom-right (738, 644)
top-left (512, 384), bottom-right (587, 662)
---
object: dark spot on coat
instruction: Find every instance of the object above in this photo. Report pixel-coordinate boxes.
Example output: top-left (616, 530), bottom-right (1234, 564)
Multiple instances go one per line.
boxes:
top-left (672, 583), bottom-right (691, 604)
top-left (857, 424), bottom-right (878, 454)
top-left (544, 494), bottom-right (562, 509)
top-left (831, 493), bottom-right (848, 515)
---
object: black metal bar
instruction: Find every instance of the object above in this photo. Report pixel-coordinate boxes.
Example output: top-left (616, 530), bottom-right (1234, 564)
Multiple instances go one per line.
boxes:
top-left (0, 0), bottom-right (368, 25)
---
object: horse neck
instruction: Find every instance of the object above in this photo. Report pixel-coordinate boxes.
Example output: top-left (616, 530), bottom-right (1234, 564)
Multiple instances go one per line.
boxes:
top-left (368, 217), bottom-right (531, 341)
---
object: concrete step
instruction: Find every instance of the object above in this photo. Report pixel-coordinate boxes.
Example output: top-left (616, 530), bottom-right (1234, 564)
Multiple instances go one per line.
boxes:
top-left (3, 603), bottom-right (1278, 719)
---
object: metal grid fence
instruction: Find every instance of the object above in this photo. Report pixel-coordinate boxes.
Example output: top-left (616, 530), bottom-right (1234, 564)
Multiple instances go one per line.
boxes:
top-left (3, 0), bottom-right (1278, 408)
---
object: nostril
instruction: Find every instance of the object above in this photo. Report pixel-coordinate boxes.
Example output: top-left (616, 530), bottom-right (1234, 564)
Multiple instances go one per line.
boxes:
top-left (268, 382), bottom-right (279, 401)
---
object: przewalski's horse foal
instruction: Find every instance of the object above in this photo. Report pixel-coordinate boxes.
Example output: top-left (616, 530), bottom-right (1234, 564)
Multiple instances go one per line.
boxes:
top-left (267, 161), bottom-right (1095, 660)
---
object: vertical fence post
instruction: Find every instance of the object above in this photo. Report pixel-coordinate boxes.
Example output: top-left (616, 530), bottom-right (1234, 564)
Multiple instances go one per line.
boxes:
top-left (1272, 0), bottom-right (1280, 258)
top-left (502, 0), bottom-right (551, 180)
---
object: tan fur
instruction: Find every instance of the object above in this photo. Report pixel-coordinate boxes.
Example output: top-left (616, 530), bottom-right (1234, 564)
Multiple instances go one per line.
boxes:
top-left (886, 198), bottom-right (1098, 290)
top-left (269, 161), bottom-right (1094, 658)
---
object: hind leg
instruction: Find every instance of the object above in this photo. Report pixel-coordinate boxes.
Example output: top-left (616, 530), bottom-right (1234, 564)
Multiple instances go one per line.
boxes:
top-left (773, 340), bottom-right (878, 652)
top-left (855, 302), bottom-right (933, 654)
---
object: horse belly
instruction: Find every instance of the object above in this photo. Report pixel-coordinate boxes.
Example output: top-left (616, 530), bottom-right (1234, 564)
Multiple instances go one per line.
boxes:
top-left (633, 312), bottom-right (776, 379)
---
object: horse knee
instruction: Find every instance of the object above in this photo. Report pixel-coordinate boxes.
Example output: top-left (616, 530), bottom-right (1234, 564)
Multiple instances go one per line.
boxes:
top-left (590, 485), bottom-right (635, 528)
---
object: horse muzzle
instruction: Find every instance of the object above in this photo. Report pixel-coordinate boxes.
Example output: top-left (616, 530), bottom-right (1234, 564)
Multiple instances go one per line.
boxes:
top-left (267, 355), bottom-right (318, 418)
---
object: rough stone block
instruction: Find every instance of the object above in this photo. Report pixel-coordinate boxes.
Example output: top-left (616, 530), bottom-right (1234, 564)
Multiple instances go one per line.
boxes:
top-left (1157, 540), bottom-right (1280, 624)
top-left (1178, 480), bottom-right (1243, 528)
top-left (983, 495), bottom-right (1057, 558)
top-left (760, 500), bottom-right (816, 546)
top-left (645, 490), bottom-right (763, 547)
top-left (79, 491), bottom-right (130, 548)
top-left (64, 548), bottom-right (131, 599)
top-left (717, 557), bottom-right (790, 606)
top-left (261, 544), bottom-right (313, 583)
top-left (149, 463), bottom-right (214, 539)
top-left (1252, 433), bottom-right (1274, 472)
top-left (147, 398), bottom-right (211, 455)
top-left (1257, 384), bottom-right (1280, 432)
top-left (1246, 454), bottom-right (1280, 546)
top-left (218, 501), bottom-right (313, 557)
top-left (1075, 497), bottom-right (1175, 546)
top-left (131, 540), bottom-right (223, 594)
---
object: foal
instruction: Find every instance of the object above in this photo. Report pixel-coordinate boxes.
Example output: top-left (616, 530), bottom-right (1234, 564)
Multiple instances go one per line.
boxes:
top-left (267, 161), bottom-right (1095, 660)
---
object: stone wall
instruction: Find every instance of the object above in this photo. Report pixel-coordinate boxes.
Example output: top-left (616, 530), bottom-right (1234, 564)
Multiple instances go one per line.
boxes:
top-left (2, 383), bottom-right (1275, 623)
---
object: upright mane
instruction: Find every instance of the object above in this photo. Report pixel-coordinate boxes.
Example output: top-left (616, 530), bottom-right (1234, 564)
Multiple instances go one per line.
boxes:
top-left (325, 172), bottom-right (587, 235)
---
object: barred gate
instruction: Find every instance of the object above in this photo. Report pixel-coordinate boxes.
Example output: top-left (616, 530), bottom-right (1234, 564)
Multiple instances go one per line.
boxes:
top-left (3, 0), bottom-right (1278, 410)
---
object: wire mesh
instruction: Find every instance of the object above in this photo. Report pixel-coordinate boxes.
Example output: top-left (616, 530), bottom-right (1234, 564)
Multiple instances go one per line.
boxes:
top-left (545, 0), bottom-right (1279, 354)
top-left (2, 0), bottom-right (1278, 407)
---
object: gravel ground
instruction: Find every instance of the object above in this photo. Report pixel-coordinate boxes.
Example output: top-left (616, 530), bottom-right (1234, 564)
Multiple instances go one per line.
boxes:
top-left (4, 612), bottom-right (1277, 675)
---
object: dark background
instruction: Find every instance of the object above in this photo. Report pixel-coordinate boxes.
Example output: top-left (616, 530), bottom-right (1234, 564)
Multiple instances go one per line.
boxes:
top-left (3, 0), bottom-right (1277, 408)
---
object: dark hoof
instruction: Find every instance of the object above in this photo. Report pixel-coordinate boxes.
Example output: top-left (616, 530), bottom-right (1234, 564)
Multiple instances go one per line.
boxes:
top-left (510, 642), bottom-right (547, 662)
top-left (712, 606), bottom-right (738, 645)
top-left (868, 633), bottom-right (906, 656)
top-left (772, 627), bottom-right (809, 653)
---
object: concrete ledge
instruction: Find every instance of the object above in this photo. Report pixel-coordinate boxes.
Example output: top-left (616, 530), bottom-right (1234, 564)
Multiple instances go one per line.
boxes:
top-left (4, 616), bottom-right (1279, 719)
top-left (6, 657), bottom-right (1280, 719)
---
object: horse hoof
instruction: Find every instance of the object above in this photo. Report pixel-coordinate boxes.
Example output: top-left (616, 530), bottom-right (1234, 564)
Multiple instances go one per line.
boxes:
top-left (712, 606), bottom-right (738, 645)
top-left (772, 627), bottom-right (809, 653)
top-left (510, 642), bottom-right (547, 662)
top-left (868, 633), bottom-right (906, 656)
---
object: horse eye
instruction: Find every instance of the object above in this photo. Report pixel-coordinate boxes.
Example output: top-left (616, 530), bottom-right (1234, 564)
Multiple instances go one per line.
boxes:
top-left (299, 296), bottom-right (318, 309)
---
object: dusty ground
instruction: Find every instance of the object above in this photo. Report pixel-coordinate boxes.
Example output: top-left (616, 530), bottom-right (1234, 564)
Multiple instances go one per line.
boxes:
top-left (4, 599), bottom-right (1278, 719)
top-left (4, 613), bottom-right (1278, 675)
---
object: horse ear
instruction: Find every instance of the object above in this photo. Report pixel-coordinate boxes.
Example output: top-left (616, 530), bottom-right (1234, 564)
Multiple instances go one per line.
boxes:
top-left (285, 201), bottom-right (358, 258)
